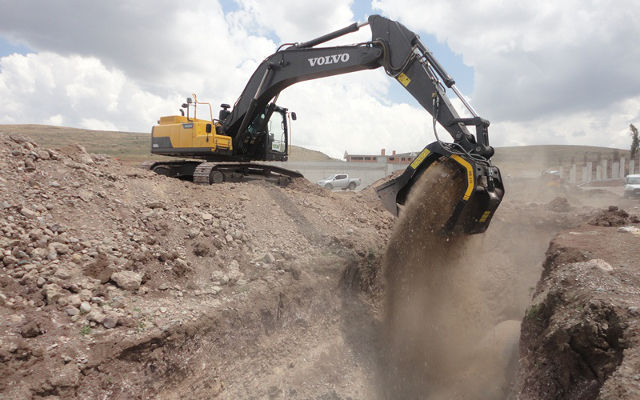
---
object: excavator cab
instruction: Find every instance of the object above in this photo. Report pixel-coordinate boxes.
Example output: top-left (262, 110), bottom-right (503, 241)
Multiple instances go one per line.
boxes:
top-left (244, 104), bottom-right (292, 161)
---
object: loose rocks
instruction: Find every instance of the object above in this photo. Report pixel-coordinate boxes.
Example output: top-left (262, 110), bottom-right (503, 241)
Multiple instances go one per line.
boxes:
top-left (110, 271), bottom-right (142, 291)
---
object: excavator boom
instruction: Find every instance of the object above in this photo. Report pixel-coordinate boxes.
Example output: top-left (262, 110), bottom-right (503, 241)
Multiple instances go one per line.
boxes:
top-left (151, 15), bottom-right (504, 234)
top-left (218, 15), bottom-right (504, 234)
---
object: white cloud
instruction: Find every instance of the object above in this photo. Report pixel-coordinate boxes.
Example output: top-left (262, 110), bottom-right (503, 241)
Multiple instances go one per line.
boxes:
top-left (44, 114), bottom-right (64, 126)
top-left (278, 70), bottom-right (429, 158)
top-left (0, 0), bottom-right (426, 159)
top-left (1, 0), bottom-right (639, 158)
top-left (372, 0), bottom-right (640, 116)
top-left (229, 0), bottom-right (363, 44)
top-left (0, 0), bottom-right (276, 100)
top-left (494, 96), bottom-right (640, 149)
top-left (0, 52), bottom-right (173, 132)
top-left (373, 0), bottom-right (640, 149)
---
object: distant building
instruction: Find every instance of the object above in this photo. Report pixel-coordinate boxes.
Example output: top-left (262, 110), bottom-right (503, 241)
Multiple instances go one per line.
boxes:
top-left (343, 148), bottom-right (418, 164)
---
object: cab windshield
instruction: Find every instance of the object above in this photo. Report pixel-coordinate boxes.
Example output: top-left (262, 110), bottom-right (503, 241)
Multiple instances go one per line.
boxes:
top-left (268, 111), bottom-right (286, 153)
top-left (626, 177), bottom-right (640, 184)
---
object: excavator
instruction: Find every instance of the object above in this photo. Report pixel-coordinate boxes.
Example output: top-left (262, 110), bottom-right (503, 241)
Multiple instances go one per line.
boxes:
top-left (147, 15), bottom-right (504, 234)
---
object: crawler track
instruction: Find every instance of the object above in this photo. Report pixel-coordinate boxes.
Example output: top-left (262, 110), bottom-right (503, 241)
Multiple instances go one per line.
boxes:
top-left (193, 162), bottom-right (303, 185)
top-left (143, 160), bottom-right (303, 186)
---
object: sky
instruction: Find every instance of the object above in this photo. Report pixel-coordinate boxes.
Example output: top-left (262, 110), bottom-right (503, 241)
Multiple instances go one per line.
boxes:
top-left (0, 0), bottom-right (639, 159)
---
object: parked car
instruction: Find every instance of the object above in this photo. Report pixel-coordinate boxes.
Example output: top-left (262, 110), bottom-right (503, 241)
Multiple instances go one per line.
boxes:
top-left (317, 174), bottom-right (361, 190)
top-left (623, 174), bottom-right (640, 198)
top-left (542, 169), bottom-right (560, 177)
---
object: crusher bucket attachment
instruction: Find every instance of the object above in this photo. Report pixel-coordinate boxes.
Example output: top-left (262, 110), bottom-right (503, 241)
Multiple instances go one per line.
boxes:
top-left (376, 141), bottom-right (504, 235)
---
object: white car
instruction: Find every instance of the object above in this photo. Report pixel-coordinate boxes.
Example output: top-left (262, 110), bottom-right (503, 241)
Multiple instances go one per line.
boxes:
top-left (542, 169), bottom-right (560, 176)
top-left (623, 174), bottom-right (640, 198)
top-left (317, 174), bottom-right (361, 190)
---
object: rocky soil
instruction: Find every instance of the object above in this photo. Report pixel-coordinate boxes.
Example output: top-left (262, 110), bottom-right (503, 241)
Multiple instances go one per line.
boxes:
top-left (1, 132), bottom-right (640, 399)
top-left (0, 134), bottom-right (391, 399)
top-left (516, 207), bottom-right (640, 399)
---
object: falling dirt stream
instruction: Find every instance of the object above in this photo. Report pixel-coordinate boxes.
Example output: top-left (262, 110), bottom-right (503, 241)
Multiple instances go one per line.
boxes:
top-left (381, 160), bottom-right (520, 399)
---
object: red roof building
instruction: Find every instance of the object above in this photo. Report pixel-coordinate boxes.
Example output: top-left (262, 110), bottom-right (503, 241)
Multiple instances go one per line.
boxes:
top-left (343, 148), bottom-right (418, 164)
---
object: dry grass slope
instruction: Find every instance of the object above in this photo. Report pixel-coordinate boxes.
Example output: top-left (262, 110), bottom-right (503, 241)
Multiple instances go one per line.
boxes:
top-left (0, 124), bottom-right (337, 163)
top-left (0, 124), bottom-right (629, 168)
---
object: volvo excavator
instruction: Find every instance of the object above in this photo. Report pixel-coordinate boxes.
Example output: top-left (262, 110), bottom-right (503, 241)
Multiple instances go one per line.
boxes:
top-left (147, 15), bottom-right (504, 234)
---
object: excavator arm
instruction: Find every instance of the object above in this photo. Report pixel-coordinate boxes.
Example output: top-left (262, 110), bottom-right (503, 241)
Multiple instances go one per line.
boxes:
top-left (221, 15), bottom-right (504, 234)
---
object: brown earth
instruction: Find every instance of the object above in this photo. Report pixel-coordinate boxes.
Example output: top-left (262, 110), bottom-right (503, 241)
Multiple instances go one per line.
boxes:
top-left (1, 131), bottom-right (640, 399)
top-left (376, 163), bottom-right (627, 399)
top-left (516, 215), bottom-right (640, 399)
top-left (0, 134), bottom-right (389, 399)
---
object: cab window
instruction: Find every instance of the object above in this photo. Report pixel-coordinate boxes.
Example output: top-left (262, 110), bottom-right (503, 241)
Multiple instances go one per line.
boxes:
top-left (268, 111), bottom-right (286, 153)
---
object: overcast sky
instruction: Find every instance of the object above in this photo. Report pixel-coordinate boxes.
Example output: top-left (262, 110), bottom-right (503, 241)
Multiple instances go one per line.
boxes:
top-left (0, 0), bottom-right (639, 158)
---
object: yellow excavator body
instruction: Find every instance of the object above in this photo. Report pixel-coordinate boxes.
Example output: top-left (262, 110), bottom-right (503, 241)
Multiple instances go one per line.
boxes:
top-left (152, 116), bottom-right (232, 153)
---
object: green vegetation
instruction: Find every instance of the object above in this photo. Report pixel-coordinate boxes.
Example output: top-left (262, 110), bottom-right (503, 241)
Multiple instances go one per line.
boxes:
top-left (525, 304), bottom-right (542, 321)
top-left (367, 248), bottom-right (376, 260)
top-left (630, 123), bottom-right (639, 159)
top-left (80, 325), bottom-right (92, 336)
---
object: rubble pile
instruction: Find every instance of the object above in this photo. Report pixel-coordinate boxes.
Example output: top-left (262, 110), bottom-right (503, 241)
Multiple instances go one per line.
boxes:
top-left (4, 131), bottom-right (638, 399)
top-left (0, 134), bottom-right (392, 398)
top-left (546, 196), bottom-right (572, 212)
top-left (589, 205), bottom-right (640, 227)
top-left (0, 135), bottom-right (258, 333)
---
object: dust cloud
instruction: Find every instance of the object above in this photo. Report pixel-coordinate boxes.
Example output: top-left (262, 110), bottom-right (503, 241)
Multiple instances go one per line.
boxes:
top-left (381, 160), bottom-right (520, 399)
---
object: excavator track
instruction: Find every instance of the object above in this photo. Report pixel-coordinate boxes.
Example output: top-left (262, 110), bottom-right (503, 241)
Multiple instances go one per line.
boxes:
top-left (193, 162), bottom-right (303, 186)
top-left (193, 162), bottom-right (221, 185)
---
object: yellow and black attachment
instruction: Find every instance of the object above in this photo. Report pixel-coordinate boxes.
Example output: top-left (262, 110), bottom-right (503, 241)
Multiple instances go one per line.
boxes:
top-left (376, 141), bottom-right (504, 234)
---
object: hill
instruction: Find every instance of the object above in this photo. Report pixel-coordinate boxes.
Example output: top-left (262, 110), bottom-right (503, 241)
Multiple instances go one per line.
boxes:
top-left (0, 124), bottom-right (336, 162)
top-left (1, 124), bottom-right (634, 180)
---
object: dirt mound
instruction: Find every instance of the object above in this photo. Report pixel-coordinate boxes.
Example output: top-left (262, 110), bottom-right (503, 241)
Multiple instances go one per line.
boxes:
top-left (547, 196), bottom-right (572, 212)
top-left (589, 205), bottom-right (640, 226)
top-left (355, 169), bottom-right (404, 212)
top-left (0, 133), bottom-right (392, 399)
top-left (4, 130), bottom-right (639, 398)
top-left (516, 222), bottom-right (640, 400)
top-left (286, 175), bottom-right (329, 196)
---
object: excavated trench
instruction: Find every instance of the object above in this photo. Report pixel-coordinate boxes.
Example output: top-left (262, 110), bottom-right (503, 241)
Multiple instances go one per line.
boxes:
top-left (3, 134), bottom-right (636, 399)
top-left (79, 162), bottom-right (573, 399)
top-left (78, 251), bottom-right (385, 399)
